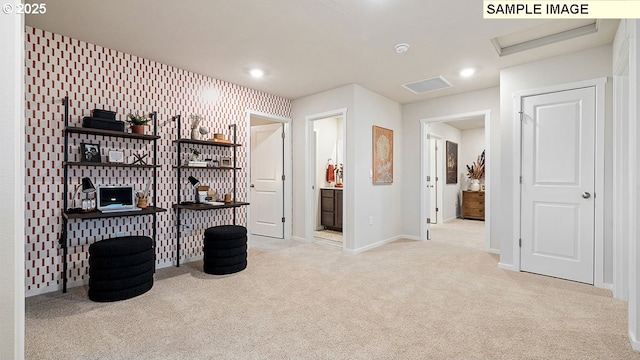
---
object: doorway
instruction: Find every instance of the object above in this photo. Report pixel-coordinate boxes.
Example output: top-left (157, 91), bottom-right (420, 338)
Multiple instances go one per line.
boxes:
top-left (427, 134), bottom-right (443, 224)
top-left (246, 111), bottom-right (292, 241)
top-left (312, 116), bottom-right (344, 245)
top-left (305, 109), bottom-right (348, 251)
top-left (420, 110), bottom-right (492, 252)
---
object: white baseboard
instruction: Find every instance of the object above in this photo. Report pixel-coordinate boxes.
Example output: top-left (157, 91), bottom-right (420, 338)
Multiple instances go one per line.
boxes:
top-left (630, 331), bottom-right (640, 351)
top-left (486, 247), bottom-right (500, 254)
top-left (595, 282), bottom-right (613, 291)
top-left (345, 235), bottom-right (404, 255)
top-left (400, 234), bottom-right (422, 241)
top-left (291, 236), bottom-right (307, 242)
top-left (498, 262), bottom-right (518, 271)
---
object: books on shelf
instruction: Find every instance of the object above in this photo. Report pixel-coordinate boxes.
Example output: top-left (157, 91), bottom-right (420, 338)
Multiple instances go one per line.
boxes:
top-left (187, 160), bottom-right (207, 167)
top-left (208, 138), bottom-right (232, 144)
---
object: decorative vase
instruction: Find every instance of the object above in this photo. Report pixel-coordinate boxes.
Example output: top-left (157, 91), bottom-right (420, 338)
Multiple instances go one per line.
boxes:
top-left (470, 179), bottom-right (480, 191)
top-left (131, 125), bottom-right (145, 134)
top-left (191, 128), bottom-right (200, 140)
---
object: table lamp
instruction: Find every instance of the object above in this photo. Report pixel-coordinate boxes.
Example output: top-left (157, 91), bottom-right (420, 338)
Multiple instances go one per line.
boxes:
top-left (188, 176), bottom-right (200, 203)
top-left (68, 177), bottom-right (96, 213)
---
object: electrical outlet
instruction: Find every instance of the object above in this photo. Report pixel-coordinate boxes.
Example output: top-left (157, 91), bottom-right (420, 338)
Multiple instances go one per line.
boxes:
top-left (369, 216), bottom-right (373, 225)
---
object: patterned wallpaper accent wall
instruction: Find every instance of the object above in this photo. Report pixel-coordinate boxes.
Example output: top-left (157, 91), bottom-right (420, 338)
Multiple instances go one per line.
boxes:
top-left (25, 27), bottom-right (291, 295)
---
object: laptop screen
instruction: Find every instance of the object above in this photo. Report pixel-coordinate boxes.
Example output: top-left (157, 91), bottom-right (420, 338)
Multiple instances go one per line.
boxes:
top-left (97, 186), bottom-right (135, 210)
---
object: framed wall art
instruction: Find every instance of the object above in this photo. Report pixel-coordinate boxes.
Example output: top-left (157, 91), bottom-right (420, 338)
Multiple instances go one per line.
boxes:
top-left (81, 143), bottom-right (101, 163)
top-left (372, 125), bottom-right (393, 184)
top-left (446, 141), bottom-right (458, 184)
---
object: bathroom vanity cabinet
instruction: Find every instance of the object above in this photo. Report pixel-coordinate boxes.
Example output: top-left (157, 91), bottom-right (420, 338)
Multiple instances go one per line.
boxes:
top-left (320, 188), bottom-right (343, 231)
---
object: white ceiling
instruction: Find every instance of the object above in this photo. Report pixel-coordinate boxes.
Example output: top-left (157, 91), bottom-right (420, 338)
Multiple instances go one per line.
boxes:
top-left (25, 1), bottom-right (619, 104)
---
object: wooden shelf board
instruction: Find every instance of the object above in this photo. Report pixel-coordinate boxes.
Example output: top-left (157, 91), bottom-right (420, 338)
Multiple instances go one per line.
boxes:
top-left (65, 126), bottom-right (160, 140)
top-left (173, 201), bottom-right (249, 210)
top-left (174, 138), bottom-right (241, 147)
top-left (64, 161), bottom-right (158, 168)
top-left (174, 165), bottom-right (240, 170)
top-left (64, 206), bottom-right (167, 220)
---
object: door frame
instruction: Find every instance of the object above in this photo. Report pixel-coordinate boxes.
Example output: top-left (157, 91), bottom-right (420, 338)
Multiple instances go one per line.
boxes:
top-left (512, 77), bottom-right (607, 289)
top-left (245, 110), bottom-right (293, 241)
top-left (419, 110), bottom-right (492, 253)
top-left (613, 31), bottom-right (630, 301)
top-left (305, 108), bottom-right (348, 251)
top-left (428, 133), bottom-right (443, 225)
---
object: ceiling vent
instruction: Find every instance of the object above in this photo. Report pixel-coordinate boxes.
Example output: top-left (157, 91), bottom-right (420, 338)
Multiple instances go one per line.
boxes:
top-left (402, 76), bottom-right (452, 94)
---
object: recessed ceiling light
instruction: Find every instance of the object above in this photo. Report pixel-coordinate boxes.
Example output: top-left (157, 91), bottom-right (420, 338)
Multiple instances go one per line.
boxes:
top-left (395, 43), bottom-right (409, 54)
top-left (249, 68), bottom-right (264, 78)
top-left (460, 68), bottom-right (476, 77)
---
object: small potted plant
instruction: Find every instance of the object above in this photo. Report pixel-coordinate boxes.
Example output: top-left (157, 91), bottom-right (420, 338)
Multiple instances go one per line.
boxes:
top-left (126, 113), bottom-right (151, 134)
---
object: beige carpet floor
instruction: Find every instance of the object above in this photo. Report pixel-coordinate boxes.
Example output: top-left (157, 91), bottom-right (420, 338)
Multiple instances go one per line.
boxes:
top-left (314, 229), bottom-right (343, 243)
top-left (25, 219), bottom-right (640, 359)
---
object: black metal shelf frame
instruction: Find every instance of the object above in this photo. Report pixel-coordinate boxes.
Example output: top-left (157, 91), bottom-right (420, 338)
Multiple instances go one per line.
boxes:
top-left (172, 116), bottom-right (246, 266)
top-left (59, 96), bottom-right (162, 293)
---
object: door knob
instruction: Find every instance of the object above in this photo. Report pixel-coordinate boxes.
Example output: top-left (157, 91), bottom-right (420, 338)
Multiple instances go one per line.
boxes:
top-left (582, 192), bottom-right (591, 199)
top-left (250, 184), bottom-right (255, 188)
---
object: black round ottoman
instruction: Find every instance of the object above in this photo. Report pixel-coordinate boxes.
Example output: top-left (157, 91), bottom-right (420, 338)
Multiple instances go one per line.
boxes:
top-left (203, 225), bottom-right (247, 275)
top-left (88, 236), bottom-right (154, 302)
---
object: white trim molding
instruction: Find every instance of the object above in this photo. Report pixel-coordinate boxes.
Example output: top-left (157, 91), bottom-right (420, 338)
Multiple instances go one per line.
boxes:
top-left (305, 108), bottom-right (348, 251)
top-left (245, 110), bottom-right (293, 242)
top-left (419, 110), bottom-right (492, 253)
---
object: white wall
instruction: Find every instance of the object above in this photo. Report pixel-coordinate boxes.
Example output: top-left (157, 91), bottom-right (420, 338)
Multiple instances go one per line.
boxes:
top-left (460, 128), bottom-right (486, 191)
top-left (0, 12), bottom-right (25, 359)
top-left (352, 85), bottom-right (404, 250)
top-left (498, 45), bottom-right (613, 282)
top-left (428, 122), bottom-right (462, 221)
top-left (402, 87), bottom-right (500, 249)
top-left (291, 85), bottom-right (355, 248)
top-left (292, 84), bottom-right (404, 252)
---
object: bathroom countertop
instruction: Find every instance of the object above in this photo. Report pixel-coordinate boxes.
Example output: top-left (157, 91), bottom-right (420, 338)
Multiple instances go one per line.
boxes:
top-left (320, 186), bottom-right (343, 190)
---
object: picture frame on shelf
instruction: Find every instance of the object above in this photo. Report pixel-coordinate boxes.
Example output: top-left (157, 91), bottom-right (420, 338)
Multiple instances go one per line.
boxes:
top-left (81, 143), bottom-right (102, 163)
top-left (108, 150), bottom-right (125, 164)
top-left (220, 157), bottom-right (232, 167)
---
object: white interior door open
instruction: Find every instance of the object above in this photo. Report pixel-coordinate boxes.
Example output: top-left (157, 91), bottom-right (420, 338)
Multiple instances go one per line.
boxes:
top-left (520, 87), bottom-right (596, 284)
top-left (429, 136), bottom-right (441, 224)
top-left (423, 128), bottom-right (434, 239)
top-left (250, 123), bottom-right (284, 239)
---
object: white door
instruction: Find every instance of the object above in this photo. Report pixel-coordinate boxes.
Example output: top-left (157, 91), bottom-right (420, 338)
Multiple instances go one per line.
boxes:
top-left (520, 87), bottom-right (595, 284)
top-left (423, 127), bottom-right (434, 239)
top-left (429, 136), bottom-right (440, 224)
top-left (250, 123), bottom-right (284, 238)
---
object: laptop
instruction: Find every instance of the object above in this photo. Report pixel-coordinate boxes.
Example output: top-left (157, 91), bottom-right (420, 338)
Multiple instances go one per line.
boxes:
top-left (97, 186), bottom-right (142, 213)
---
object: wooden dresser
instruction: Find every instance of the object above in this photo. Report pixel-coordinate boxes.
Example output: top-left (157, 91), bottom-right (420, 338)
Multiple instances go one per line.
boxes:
top-left (462, 191), bottom-right (485, 220)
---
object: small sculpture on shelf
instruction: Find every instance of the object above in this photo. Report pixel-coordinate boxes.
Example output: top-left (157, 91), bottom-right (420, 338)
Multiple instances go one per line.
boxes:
top-left (126, 113), bottom-right (151, 134)
top-left (190, 114), bottom-right (205, 140)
